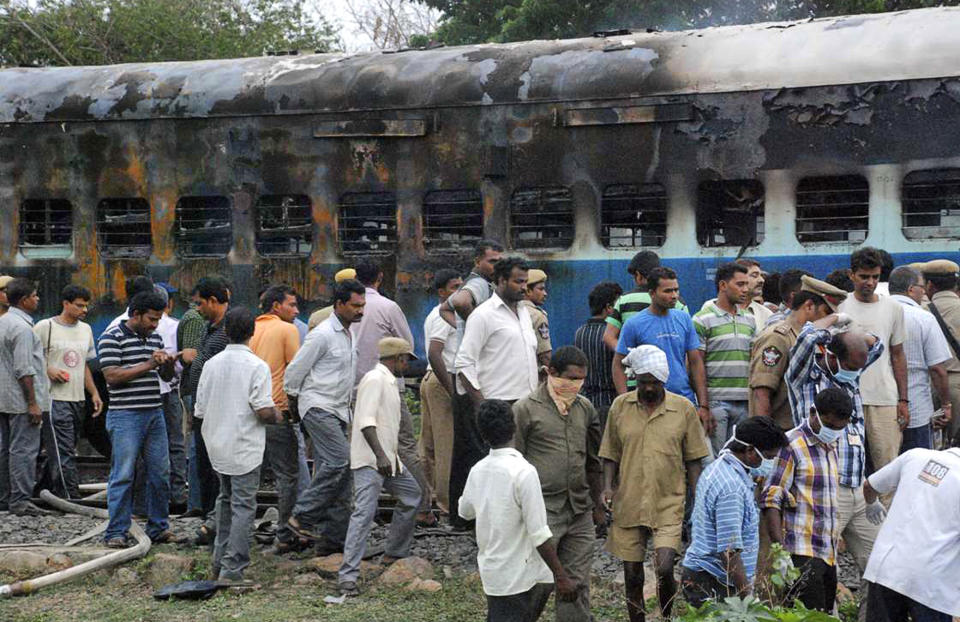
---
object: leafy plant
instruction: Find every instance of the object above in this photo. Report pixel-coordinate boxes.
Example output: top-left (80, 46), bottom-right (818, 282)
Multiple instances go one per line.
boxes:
top-left (676, 596), bottom-right (841, 622)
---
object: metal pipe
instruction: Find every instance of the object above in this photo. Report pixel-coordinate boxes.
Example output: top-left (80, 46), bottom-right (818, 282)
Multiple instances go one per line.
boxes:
top-left (0, 491), bottom-right (151, 598)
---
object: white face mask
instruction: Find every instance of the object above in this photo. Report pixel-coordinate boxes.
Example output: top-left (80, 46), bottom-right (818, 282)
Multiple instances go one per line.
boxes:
top-left (813, 411), bottom-right (843, 445)
top-left (723, 425), bottom-right (775, 478)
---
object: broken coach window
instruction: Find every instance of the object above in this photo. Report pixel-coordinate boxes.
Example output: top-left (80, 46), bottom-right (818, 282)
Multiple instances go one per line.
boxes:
top-left (338, 192), bottom-right (398, 255)
top-left (510, 187), bottom-right (575, 250)
top-left (96, 198), bottom-right (152, 259)
top-left (696, 180), bottom-right (764, 248)
top-left (19, 199), bottom-right (73, 258)
top-left (601, 183), bottom-right (668, 248)
top-left (175, 195), bottom-right (233, 257)
top-left (796, 175), bottom-right (869, 244)
top-left (423, 190), bottom-right (484, 251)
top-left (255, 194), bottom-right (312, 257)
top-left (901, 169), bottom-right (960, 240)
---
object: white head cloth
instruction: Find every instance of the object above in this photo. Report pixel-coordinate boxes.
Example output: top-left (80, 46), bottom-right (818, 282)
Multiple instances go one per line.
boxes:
top-left (622, 345), bottom-right (669, 383)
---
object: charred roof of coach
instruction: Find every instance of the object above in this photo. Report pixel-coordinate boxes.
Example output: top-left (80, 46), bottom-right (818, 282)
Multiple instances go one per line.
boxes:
top-left (3, 8), bottom-right (960, 124)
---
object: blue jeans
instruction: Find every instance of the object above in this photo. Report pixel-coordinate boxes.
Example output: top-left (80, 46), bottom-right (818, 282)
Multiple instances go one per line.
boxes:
top-left (105, 408), bottom-right (170, 541)
top-left (900, 423), bottom-right (933, 453)
top-left (708, 400), bottom-right (749, 455)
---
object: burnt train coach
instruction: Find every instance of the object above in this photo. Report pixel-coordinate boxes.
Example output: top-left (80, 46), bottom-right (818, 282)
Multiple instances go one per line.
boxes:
top-left (1, 7), bottom-right (959, 352)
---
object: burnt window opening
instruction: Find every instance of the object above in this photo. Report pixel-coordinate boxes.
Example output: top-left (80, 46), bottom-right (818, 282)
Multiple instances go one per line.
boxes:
top-left (338, 192), bottom-right (397, 255)
top-left (902, 169), bottom-right (960, 240)
top-left (796, 175), bottom-right (869, 244)
top-left (601, 183), bottom-right (668, 248)
top-left (510, 187), bottom-right (575, 250)
top-left (175, 196), bottom-right (233, 257)
top-left (19, 199), bottom-right (73, 256)
top-left (696, 180), bottom-right (764, 248)
top-left (96, 198), bottom-right (152, 258)
top-left (255, 194), bottom-right (313, 256)
top-left (423, 190), bottom-right (484, 251)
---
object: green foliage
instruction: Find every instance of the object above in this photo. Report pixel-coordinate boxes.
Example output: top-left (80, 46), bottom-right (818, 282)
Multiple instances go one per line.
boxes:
top-left (677, 596), bottom-right (841, 622)
top-left (0, 0), bottom-right (340, 67)
top-left (420, 0), bottom-right (960, 45)
top-left (767, 543), bottom-right (801, 593)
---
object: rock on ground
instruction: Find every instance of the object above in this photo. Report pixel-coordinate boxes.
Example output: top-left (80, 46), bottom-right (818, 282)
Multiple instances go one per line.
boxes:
top-left (378, 556), bottom-right (434, 586)
top-left (0, 551), bottom-right (49, 578)
top-left (404, 578), bottom-right (443, 593)
top-left (308, 553), bottom-right (380, 579)
top-left (144, 553), bottom-right (196, 589)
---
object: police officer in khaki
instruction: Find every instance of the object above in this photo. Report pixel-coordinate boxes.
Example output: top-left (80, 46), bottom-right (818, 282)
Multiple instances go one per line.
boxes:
top-left (748, 275), bottom-right (847, 430)
top-left (920, 259), bottom-right (960, 441)
top-left (522, 268), bottom-right (553, 367)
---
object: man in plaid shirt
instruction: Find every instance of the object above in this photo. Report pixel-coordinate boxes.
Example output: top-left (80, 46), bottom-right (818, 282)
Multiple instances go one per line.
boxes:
top-left (784, 314), bottom-right (886, 592)
top-left (761, 388), bottom-right (852, 612)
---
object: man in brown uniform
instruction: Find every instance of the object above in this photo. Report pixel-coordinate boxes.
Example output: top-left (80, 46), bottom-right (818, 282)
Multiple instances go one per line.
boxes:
top-left (749, 276), bottom-right (846, 430)
top-left (921, 259), bottom-right (960, 443)
top-left (600, 345), bottom-right (709, 622)
top-left (513, 346), bottom-right (603, 622)
top-left (521, 269), bottom-right (552, 368)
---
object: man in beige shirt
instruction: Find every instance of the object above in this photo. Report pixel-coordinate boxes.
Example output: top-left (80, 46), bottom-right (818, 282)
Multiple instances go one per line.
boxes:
top-left (600, 345), bottom-right (709, 622)
top-left (521, 269), bottom-right (552, 367)
top-left (838, 247), bottom-right (909, 472)
top-left (338, 338), bottom-right (421, 596)
top-left (922, 259), bottom-right (960, 442)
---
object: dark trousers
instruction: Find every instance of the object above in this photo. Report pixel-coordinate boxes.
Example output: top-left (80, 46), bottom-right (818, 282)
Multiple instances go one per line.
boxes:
top-left (681, 566), bottom-right (735, 609)
top-left (449, 391), bottom-right (486, 528)
top-left (865, 582), bottom-right (952, 622)
top-left (486, 583), bottom-right (554, 622)
top-left (262, 422), bottom-right (299, 544)
top-left (192, 417), bottom-right (220, 525)
top-left (40, 401), bottom-right (84, 499)
top-left (901, 423), bottom-right (933, 453)
top-left (788, 555), bottom-right (837, 613)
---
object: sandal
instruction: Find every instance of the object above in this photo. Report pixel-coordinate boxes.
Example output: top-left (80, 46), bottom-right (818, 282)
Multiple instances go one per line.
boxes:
top-left (193, 524), bottom-right (216, 546)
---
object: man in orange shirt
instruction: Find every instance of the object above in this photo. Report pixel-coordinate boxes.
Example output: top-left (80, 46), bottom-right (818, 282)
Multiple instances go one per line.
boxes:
top-left (251, 285), bottom-right (302, 552)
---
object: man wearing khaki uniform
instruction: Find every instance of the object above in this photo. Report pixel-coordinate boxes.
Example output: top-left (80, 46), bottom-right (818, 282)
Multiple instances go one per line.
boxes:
top-left (749, 276), bottom-right (846, 431)
top-left (521, 269), bottom-right (553, 367)
top-left (514, 346), bottom-right (603, 622)
top-left (600, 345), bottom-right (709, 622)
top-left (921, 260), bottom-right (960, 442)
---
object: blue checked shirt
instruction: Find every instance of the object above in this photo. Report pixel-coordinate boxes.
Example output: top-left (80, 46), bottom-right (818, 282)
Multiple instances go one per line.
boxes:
top-left (785, 323), bottom-right (883, 489)
top-left (683, 451), bottom-right (760, 585)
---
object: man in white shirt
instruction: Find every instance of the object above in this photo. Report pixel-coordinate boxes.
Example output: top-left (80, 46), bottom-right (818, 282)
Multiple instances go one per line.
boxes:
top-left (455, 256), bottom-right (539, 407)
top-left (196, 307), bottom-right (280, 582)
top-left (459, 399), bottom-right (577, 622)
top-left (838, 247), bottom-right (909, 473)
top-left (338, 338), bottom-right (422, 596)
top-left (419, 269), bottom-right (462, 515)
top-left (284, 279), bottom-right (364, 553)
top-left (888, 267), bottom-right (953, 452)
top-left (862, 447), bottom-right (960, 621)
top-left (35, 284), bottom-right (101, 500)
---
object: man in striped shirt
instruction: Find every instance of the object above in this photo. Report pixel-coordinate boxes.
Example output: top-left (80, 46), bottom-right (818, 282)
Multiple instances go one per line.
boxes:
top-left (574, 281), bottom-right (622, 430)
top-left (682, 417), bottom-right (788, 606)
top-left (98, 291), bottom-right (179, 547)
top-left (693, 263), bottom-right (756, 454)
top-left (602, 251), bottom-right (689, 352)
top-left (761, 388), bottom-right (852, 612)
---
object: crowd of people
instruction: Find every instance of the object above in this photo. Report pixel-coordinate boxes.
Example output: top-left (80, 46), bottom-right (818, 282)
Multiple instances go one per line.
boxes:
top-left (0, 242), bottom-right (958, 621)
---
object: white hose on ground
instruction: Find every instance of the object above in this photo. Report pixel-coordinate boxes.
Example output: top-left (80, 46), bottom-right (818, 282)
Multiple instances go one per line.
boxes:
top-left (0, 490), bottom-right (151, 598)
top-left (78, 483), bottom-right (108, 493)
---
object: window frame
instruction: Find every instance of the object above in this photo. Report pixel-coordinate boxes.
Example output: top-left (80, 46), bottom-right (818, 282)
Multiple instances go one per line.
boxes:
top-left (695, 179), bottom-right (765, 248)
top-left (19, 198), bottom-right (74, 258)
top-left (422, 189), bottom-right (485, 252)
top-left (174, 195), bottom-right (233, 258)
top-left (337, 191), bottom-right (398, 256)
top-left (509, 186), bottom-right (575, 251)
top-left (95, 197), bottom-right (153, 259)
top-left (600, 183), bottom-right (668, 249)
top-left (795, 174), bottom-right (870, 245)
top-left (254, 194), bottom-right (313, 257)
top-left (901, 168), bottom-right (960, 240)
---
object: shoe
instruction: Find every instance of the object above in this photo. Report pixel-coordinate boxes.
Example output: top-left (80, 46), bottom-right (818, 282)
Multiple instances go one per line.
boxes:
top-left (338, 581), bottom-right (360, 597)
top-left (273, 540), bottom-right (302, 555)
top-left (416, 512), bottom-right (438, 528)
top-left (169, 501), bottom-right (188, 515)
top-left (12, 502), bottom-right (57, 516)
top-left (105, 536), bottom-right (130, 549)
top-left (153, 530), bottom-right (185, 545)
top-left (286, 517), bottom-right (320, 542)
top-left (180, 508), bottom-right (205, 518)
top-left (193, 524), bottom-right (216, 546)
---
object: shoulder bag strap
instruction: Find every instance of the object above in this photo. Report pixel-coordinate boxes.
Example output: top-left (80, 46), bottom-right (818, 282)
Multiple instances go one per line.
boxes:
top-left (930, 302), bottom-right (960, 360)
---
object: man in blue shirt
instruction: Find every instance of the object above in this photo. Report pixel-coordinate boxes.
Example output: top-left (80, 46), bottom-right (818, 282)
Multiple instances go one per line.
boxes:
top-left (613, 266), bottom-right (713, 434)
top-left (682, 417), bottom-right (788, 607)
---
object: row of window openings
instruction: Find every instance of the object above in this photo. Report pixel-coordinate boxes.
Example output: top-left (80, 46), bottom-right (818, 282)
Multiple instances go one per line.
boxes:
top-left (17, 171), bottom-right (960, 257)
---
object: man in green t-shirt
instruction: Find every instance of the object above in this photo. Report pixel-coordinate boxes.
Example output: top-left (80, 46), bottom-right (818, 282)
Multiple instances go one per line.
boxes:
top-left (603, 251), bottom-right (689, 351)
